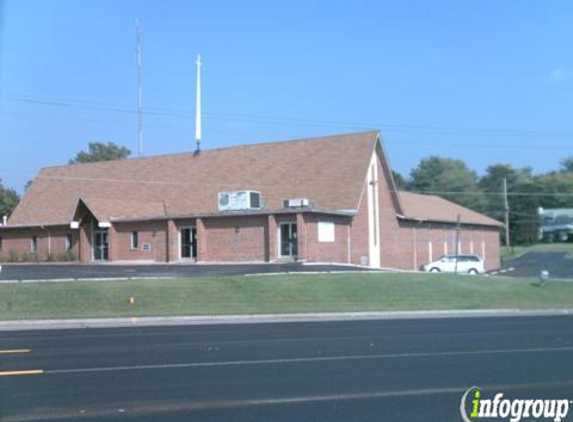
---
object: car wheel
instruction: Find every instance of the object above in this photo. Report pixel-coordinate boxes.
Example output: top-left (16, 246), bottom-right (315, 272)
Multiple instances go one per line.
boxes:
top-left (468, 269), bottom-right (478, 275)
top-left (429, 267), bottom-right (440, 273)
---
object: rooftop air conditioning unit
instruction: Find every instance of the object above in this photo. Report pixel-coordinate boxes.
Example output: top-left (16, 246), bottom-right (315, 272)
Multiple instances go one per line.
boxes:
top-left (284, 198), bottom-right (310, 208)
top-left (218, 191), bottom-right (262, 211)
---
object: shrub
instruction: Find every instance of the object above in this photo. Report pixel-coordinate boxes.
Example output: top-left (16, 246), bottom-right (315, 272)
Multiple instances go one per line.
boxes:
top-left (56, 251), bottom-right (76, 262)
top-left (46, 252), bottom-right (56, 262)
top-left (8, 250), bottom-right (19, 262)
top-left (20, 252), bottom-right (39, 262)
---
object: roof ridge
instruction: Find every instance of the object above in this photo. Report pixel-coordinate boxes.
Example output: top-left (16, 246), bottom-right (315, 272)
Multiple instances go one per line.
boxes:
top-left (41, 130), bottom-right (380, 172)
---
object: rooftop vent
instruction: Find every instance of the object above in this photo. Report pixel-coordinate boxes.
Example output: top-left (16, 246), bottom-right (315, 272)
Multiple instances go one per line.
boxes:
top-left (218, 191), bottom-right (262, 212)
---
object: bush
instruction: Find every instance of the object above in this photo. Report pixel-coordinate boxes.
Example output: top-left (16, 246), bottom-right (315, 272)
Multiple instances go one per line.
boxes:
top-left (46, 252), bottom-right (56, 262)
top-left (8, 250), bottom-right (18, 262)
top-left (56, 251), bottom-right (76, 262)
top-left (20, 252), bottom-right (39, 262)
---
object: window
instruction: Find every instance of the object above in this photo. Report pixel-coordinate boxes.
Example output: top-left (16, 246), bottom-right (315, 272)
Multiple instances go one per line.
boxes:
top-left (31, 236), bottom-right (38, 253)
top-left (250, 191), bottom-right (261, 208)
top-left (318, 221), bottom-right (335, 242)
top-left (131, 231), bottom-right (139, 249)
top-left (65, 233), bottom-right (73, 252)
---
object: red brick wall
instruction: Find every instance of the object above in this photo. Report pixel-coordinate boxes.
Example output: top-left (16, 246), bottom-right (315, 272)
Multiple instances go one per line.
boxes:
top-left (350, 185), bottom-right (370, 266)
top-left (267, 215), bottom-right (277, 261)
top-left (0, 226), bottom-right (77, 261)
top-left (304, 214), bottom-right (351, 263)
top-left (390, 221), bottom-right (501, 271)
top-left (202, 215), bottom-right (267, 262)
top-left (78, 220), bottom-right (91, 263)
top-left (113, 222), bottom-right (167, 262)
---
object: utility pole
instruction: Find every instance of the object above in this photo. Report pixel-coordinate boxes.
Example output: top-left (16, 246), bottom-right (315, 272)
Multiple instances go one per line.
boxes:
top-left (135, 18), bottom-right (143, 157)
top-left (454, 213), bottom-right (461, 274)
top-left (503, 178), bottom-right (511, 251)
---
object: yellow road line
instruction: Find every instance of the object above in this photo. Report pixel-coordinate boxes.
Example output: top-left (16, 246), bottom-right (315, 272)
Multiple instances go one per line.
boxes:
top-left (0, 349), bottom-right (31, 354)
top-left (0, 369), bottom-right (44, 377)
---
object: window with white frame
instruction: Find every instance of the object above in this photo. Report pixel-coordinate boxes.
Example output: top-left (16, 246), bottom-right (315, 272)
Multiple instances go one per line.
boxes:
top-left (131, 231), bottom-right (139, 249)
top-left (318, 221), bottom-right (335, 242)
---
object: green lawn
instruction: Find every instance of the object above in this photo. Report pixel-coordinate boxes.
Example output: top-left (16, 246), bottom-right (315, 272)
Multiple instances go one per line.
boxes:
top-left (501, 243), bottom-right (573, 260)
top-left (1, 273), bottom-right (572, 320)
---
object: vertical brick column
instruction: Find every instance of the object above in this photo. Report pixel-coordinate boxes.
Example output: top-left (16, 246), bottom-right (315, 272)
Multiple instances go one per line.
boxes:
top-left (79, 222), bottom-right (92, 263)
top-left (267, 214), bottom-right (277, 262)
top-left (152, 222), bottom-right (167, 262)
top-left (196, 217), bottom-right (207, 262)
top-left (296, 213), bottom-right (307, 261)
top-left (107, 225), bottom-right (119, 262)
top-left (166, 220), bottom-right (179, 262)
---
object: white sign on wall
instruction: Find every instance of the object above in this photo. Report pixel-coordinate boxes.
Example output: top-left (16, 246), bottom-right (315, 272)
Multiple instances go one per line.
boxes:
top-left (318, 221), bottom-right (335, 242)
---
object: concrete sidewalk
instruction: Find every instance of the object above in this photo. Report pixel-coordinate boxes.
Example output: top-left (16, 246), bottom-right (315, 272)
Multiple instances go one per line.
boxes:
top-left (1, 308), bottom-right (571, 331)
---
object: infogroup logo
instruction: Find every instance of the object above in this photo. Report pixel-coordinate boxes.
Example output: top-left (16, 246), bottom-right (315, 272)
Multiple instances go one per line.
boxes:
top-left (460, 387), bottom-right (571, 422)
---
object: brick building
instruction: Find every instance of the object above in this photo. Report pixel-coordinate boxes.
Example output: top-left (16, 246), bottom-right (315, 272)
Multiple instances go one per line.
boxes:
top-left (0, 131), bottom-right (502, 270)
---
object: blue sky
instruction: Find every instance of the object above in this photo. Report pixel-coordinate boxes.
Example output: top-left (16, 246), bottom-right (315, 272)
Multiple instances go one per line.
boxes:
top-left (1, 0), bottom-right (572, 193)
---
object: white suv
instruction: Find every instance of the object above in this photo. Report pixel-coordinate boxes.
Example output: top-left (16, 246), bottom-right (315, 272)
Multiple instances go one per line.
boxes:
top-left (423, 254), bottom-right (485, 274)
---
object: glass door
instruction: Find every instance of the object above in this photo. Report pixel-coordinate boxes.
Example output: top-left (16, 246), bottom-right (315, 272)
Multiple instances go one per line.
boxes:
top-left (181, 227), bottom-right (197, 259)
top-left (279, 223), bottom-right (298, 258)
top-left (94, 230), bottom-right (109, 261)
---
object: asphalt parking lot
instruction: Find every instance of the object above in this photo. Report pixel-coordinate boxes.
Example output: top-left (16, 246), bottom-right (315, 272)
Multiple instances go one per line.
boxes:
top-left (500, 251), bottom-right (573, 279)
top-left (0, 262), bottom-right (380, 281)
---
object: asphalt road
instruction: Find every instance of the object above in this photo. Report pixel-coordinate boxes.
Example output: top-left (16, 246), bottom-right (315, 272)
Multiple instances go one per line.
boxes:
top-left (502, 252), bottom-right (573, 279)
top-left (0, 262), bottom-right (377, 281)
top-left (1, 316), bottom-right (572, 421)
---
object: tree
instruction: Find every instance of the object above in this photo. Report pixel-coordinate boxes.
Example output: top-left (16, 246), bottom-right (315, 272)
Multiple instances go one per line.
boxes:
top-left (409, 156), bottom-right (484, 211)
top-left (560, 156), bottom-right (573, 173)
top-left (0, 179), bottom-right (20, 219)
top-left (391, 170), bottom-right (408, 191)
top-left (70, 142), bottom-right (131, 164)
top-left (535, 172), bottom-right (573, 209)
top-left (479, 164), bottom-right (537, 245)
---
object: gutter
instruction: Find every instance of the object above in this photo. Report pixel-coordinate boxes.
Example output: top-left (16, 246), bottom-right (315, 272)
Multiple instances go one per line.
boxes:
top-left (0, 209), bottom-right (359, 229)
top-left (0, 222), bottom-right (67, 230)
top-left (396, 214), bottom-right (503, 228)
top-left (109, 208), bottom-right (358, 224)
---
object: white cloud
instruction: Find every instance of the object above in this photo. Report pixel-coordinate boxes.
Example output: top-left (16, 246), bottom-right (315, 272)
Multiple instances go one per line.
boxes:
top-left (550, 66), bottom-right (571, 81)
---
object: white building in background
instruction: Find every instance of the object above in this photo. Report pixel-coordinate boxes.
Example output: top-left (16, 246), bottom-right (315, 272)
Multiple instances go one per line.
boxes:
top-left (538, 207), bottom-right (573, 242)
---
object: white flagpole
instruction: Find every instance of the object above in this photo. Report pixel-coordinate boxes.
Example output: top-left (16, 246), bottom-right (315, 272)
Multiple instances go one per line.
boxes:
top-left (195, 54), bottom-right (202, 152)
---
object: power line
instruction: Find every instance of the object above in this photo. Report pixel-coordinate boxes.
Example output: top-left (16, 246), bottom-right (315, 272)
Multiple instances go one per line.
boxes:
top-left (4, 108), bottom-right (573, 151)
top-left (5, 92), bottom-right (573, 140)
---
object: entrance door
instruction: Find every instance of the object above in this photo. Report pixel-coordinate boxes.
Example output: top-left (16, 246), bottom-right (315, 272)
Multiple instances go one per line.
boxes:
top-left (93, 230), bottom-right (109, 261)
top-left (181, 227), bottom-right (197, 259)
top-left (279, 223), bottom-right (298, 258)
